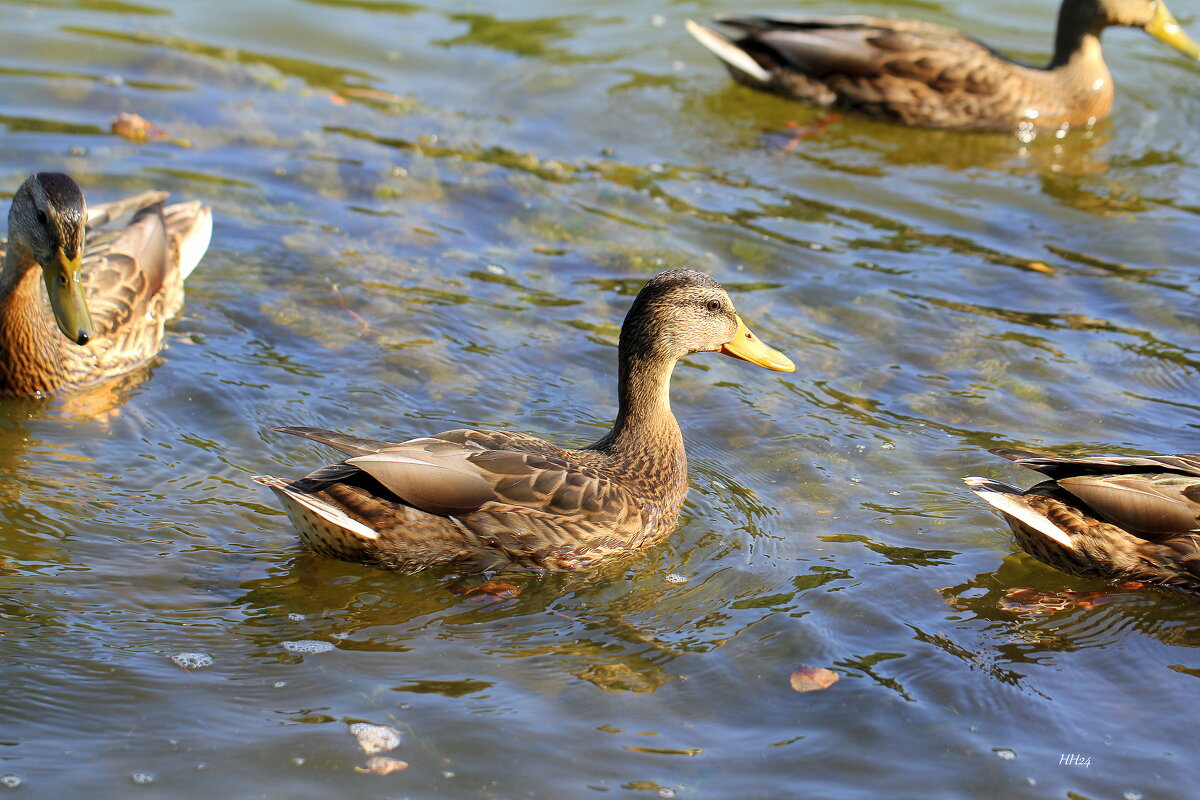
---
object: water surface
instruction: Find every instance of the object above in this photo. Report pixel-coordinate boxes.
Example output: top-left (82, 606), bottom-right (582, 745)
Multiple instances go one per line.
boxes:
top-left (2, 1), bottom-right (1199, 797)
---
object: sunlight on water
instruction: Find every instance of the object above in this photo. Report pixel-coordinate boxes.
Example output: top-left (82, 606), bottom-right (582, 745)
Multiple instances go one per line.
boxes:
top-left (0, 0), bottom-right (1198, 797)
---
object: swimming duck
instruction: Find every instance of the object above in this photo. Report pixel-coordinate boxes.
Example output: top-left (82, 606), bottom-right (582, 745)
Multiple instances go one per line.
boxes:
top-left (255, 269), bottom-right (795, 573)
top-left (686, 0), bottom-right (1200, 130)
top-left (965, 449), bottom-right (1200, 592)
top-left (0, 172), bottom-right (212, 396)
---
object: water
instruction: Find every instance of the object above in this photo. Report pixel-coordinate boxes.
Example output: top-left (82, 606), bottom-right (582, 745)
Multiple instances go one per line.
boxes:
top-left (2, 0), bottom-right (1198, 797)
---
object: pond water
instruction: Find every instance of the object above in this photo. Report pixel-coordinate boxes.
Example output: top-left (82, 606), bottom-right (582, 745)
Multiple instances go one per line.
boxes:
top-left (2, 0), bottom-right (1199, 797)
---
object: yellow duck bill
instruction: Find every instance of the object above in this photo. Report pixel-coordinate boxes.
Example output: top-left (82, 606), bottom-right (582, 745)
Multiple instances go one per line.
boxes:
top-left (719, 315), bottom-right (795, 372)
top-left (1146, 1), bottom-right (1200, 60)
top-left (43, 247), bottom-right (95, 346)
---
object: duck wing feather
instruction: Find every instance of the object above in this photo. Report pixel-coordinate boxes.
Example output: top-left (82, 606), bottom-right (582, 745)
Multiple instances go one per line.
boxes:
top-left (990, 448), bottom-right (1200, 541)
top-left (83, 202), bottom-right (170, 336)
top-left (277, 425), bottom-right (631, 522)
top-left (713, 13), bottom-right (1009, 92)
top-left (347, 441), bottom-right (627, 522)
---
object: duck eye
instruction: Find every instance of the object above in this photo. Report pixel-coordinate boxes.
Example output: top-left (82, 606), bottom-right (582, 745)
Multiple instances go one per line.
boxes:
top-left (36, 209), bottom-right (48, 227)
top-left (706, 299), bottom-right (722, 313)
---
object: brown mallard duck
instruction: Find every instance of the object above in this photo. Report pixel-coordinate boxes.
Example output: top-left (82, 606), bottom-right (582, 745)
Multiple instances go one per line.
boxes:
top-left (255, 269), bottom-right (795, 573)
top-left (965, 449), bottom-right (1200, 592)
top-left (0, 172), bottom-right (212, 396)
top-left (686, 0), bottom-right (1200, 130)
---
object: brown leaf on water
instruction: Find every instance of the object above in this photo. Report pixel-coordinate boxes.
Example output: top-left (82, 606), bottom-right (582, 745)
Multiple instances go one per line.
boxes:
top-left (111, 112), bottom-right (168, 143)
top-left (778, 113), bottom-right (842, 152)
top-left (111, 113), bottom-right (191, 148)
top-left (789, 665), bottom-right (839, 692)
top-left (356, 756), bottom-right (409, 775)
top-left (1000, 586), bottom-right (1131, 613)
top-left (449, 579), bottom-right (520, 602)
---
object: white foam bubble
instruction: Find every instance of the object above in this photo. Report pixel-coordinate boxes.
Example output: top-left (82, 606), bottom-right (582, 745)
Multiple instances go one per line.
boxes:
top-left (170, 652), bottom-right (214, 669)
top-left (282, 640), bottom-right (334, 654)
top-left (350, 722), bottom-right (402, 754)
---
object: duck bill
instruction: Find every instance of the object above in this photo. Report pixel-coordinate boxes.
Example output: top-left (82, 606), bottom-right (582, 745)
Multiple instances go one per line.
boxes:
top-left (1145, 1), bottom-right (1200, 60)
top-left (719, 315), bottom-right (795, 372)
top-left (43, 247), bottom-right (94, 346)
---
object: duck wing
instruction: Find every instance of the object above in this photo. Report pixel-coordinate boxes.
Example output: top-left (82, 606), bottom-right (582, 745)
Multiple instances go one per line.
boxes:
top-left (83, 202), bottom-right (170, 336)
top-left (713, 13), bottom-right (1009, 91)
top-left (72, 192), bottom-right (211, 378)
top-left (86, 190), bottom-right (168, 229)
top-left (990, 449), bottom-right (1200, 540)
top-left (277, 425), bottom-right (630, 521)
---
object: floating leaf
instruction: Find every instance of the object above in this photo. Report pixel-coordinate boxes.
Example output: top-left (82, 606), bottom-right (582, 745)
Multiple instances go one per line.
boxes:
top-left (350, 722), bottom-right (402, 755)
top-left (449, 579), bottom-right (520, 602)
top-left (999, 586), bottom-right (1136, 614)
top-left (789, 665), bottom-right (839, 692)
top-left (775, 114), bottom-right (842, 153)
top-left (110, 112), bottom-right (191, 147)
top-left (356, 756), bottom-right (409, 775)
top-left (112, 112), bottom-right (165, 142)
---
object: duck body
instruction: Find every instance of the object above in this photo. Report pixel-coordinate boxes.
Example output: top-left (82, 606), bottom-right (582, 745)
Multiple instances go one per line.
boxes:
top-left (687, 0), bottom-right (1200, 130)
top-left (965, 449), bottom-right (1200, 593)
top-left (256, 269), bottom-right (795, 573)
top-left (0, 173), bottom-right (212, 396)
top-left (256, 425), bottom-right (687, 573)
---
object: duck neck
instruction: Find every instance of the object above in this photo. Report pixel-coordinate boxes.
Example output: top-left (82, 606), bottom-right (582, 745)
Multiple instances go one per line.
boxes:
top-left (0, 245), bottom-right (65, 395)
top-left (590, 350), bottom-right (686, 478)
top-left (1045, 28), bottom-right (1112, 123)
top-left (1050, 5), bottom-right (1105, 69)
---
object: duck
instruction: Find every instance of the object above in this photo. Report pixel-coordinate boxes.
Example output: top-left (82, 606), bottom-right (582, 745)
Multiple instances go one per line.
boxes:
top-left (0, 172), bottom-right (212, 396)
top-left (255, 268), bottom-right (795, 573)
top-left (686, 0), bottom-right (1200, 130)
top-left (964, 449), bottom-right (1200, 593)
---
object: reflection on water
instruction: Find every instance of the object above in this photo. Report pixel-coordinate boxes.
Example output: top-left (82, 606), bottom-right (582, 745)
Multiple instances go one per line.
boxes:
top-left (1, 0), bottom-right (1198, 797)
top-left (940, 554), bottom-right (1200, 694)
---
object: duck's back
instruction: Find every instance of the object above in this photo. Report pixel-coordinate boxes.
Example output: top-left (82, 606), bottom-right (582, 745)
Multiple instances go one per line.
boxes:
top-left (967, 451), bottom-right (1200, 592)
top-left (262, 426), bottom-right (685, 572)
top-left (695, 14), bottom-right (1092, 129)
top-left (72, 197), bottom-right (211, 385)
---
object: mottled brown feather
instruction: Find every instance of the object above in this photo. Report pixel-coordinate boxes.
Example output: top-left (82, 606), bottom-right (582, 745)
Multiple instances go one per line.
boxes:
top-left (256, 269), bottom-right (793, 573)
top-left (0, 174), bottom-right (211, 395)
top-left (690, 0), bottom-right (1200, 130)
top-left (966, 449), bottom-right (1200, 593)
